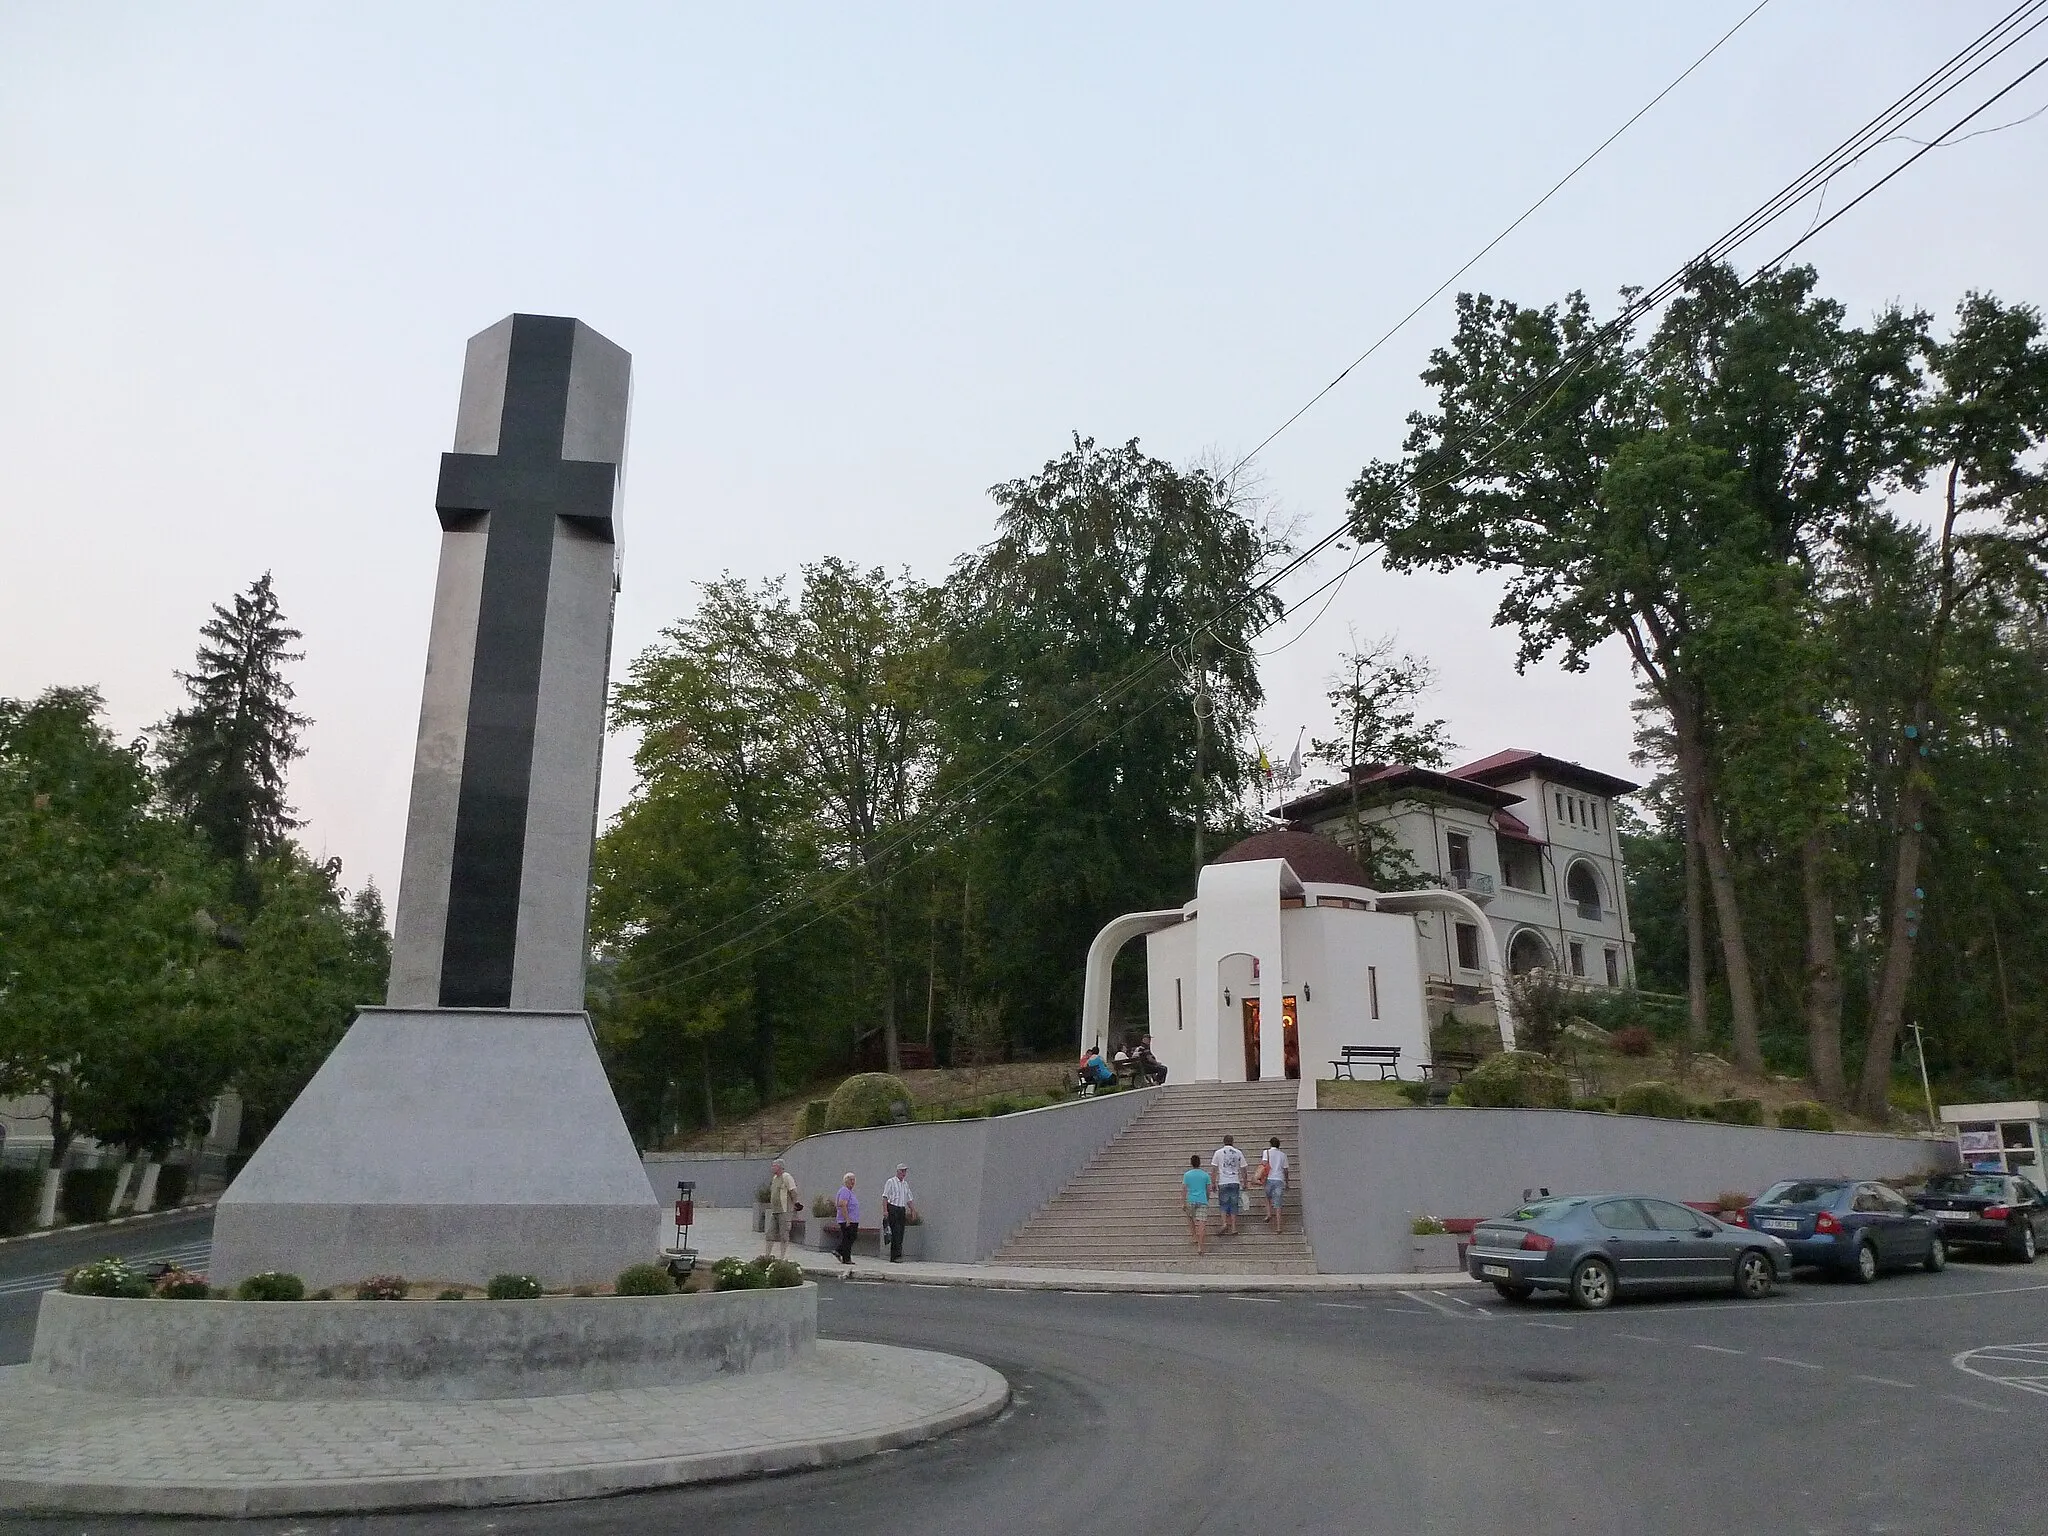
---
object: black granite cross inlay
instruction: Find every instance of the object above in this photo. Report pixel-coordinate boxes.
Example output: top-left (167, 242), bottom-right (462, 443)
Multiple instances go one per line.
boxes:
top-left (434, 315), bottom-right (617, 1008)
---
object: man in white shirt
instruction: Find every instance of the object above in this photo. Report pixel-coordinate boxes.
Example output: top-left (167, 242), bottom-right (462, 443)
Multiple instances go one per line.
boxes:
top-left (1211, 1136), bottom-right (1248, 1236)
top-left (1259, 1137), bottom-right (1290, 1234)
top-left (881, 1164), bottom-right (917, 1262)
top-left (763, 1160), bottom-right (800, 1260)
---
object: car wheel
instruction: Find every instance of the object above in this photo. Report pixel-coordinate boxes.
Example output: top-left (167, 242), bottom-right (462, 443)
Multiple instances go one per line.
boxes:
top-left (1924, 1234), bottom-right (1947, 1273)
top-left (1492, 1279), bottom-right (1535, 1303)
top-left (1851, 1239), bottom-right (1880, 1285)
top-left (1568, 1256), bottom-right (1616, 1311)
top-left (2010, 1221), bottom-right (2038, 1264)
top-left (1734, 1249), bottom-right (1776, 1300)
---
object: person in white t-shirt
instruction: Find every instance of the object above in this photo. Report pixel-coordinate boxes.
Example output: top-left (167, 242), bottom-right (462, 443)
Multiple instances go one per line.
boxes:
top-left (1211, 1136), bottom-right (1248, 1235)
top-left (1259, 1137), bottom-right (1290, 1234)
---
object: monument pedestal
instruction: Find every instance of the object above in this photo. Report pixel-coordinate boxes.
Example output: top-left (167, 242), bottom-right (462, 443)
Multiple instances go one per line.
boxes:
top-left (209, 1008), bottom-right (659, 1289)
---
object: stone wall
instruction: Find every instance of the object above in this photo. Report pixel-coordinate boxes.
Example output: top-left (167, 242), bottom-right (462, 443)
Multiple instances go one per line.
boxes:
top-left (642, 1154), bottom-right (777, 1210)
top-left (1299, 1106), bottom-right (1958, 1274)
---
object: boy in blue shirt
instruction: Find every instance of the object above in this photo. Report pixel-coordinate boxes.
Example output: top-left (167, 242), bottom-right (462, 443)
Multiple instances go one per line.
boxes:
top-left (1183, 1153), bottom-right (1213, 1256)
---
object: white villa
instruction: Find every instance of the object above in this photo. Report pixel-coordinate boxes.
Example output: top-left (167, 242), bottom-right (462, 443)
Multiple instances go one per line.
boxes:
top-left (1079, 749), bottom-right (1638, 1095)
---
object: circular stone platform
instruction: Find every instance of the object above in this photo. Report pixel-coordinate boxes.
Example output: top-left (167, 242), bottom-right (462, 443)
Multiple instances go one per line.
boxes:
top-left (0, 1341), bottom-right (1007, 1517)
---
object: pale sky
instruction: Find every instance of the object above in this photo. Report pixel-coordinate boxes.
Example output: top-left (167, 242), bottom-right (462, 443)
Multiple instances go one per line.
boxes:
top-left (4, 3), bottom-right (2045, 899)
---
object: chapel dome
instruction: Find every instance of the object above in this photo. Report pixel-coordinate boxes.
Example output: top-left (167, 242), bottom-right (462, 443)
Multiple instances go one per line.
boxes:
top-left (1210, 828), bottom-right (1371, 890)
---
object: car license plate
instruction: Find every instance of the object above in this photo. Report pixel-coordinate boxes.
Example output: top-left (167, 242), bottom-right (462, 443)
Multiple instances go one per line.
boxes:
top-left (1760, 1219), bottom-right (1800, 1232)
top-left (1481, 1264), bottom-right (1512, 1279)
top-left (1934, 1209), bottom-right (1970, 1221)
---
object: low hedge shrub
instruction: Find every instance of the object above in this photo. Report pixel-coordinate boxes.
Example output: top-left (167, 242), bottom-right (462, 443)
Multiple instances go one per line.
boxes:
top-left (153, 1266), bottom-right (210, 1299)
top-left (236, 1271), bottom-right (306, 1301)
top-left (1615, 1081), bottom-right (1692, 1120)
top-left (824, 1073), bottom-right (916, 1131)
top-left (711, 1255), bottom-right (762, 1291)
top-left (64, 1258), bottom-right (151, 1297)
top-left (794, 1099), bottom-right (831, 1139)
top-left (1609, 1025), bottom-right (1656, 1057)
top-left (0, 1166), bottom-right (38, 1236)
top-left (1572, 1095), bottom-right (1614, 1112)
top-left (59, 1168), bottom-right (120, 1225)
top-left (486, 1273), bottom-right (543, 1300)
top-left (1703, 1097), bottom-right (1765, 1127)
top-left (1777, 1101), bottom-right (1835, 1132)
top-left (1394, 1081), bottom-right (1431, 1104)
top-left (436, 1288), bottom-right (467, 1301)
top-left (355, 1275), bottom-right (408, 1300)
top-left (616, 1263), bottom-right (676, 1296)
top-left (1460, 1050), bottom-right (1572, 1109)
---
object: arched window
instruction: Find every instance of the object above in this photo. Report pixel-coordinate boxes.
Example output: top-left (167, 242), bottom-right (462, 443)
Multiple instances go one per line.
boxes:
top-left (1507, 928), bottom-right (1553, 977)
top-left (1565, 861), bottom-right (1601, 920)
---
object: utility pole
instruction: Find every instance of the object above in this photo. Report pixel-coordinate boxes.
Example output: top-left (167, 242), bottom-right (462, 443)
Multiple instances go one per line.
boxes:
top-left (1908, 1021), bottom-right (1938, 1128)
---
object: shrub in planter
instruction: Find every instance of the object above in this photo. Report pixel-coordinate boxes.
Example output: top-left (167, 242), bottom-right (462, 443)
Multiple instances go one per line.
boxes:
top-left (153, 1267), bottom-right (210, 1299)
top-left (1705, 1097), bottom-right (1764, 1127)
top-left (711, 1255), bottom-right (765, 1291)
top-left (1615, 1081), bottom-right (1692, 1120)
top-left (64, 1258), bottom-right (151, 1298)
top-left (153, 1165), bottom-right (189, 1208)
top-left (1411, 1215), bottom-right (1448, 1235)
top-left (59, 1167), bottom-right (121, 1225)
top-left (1610, 1025), bottom-right (1656, 1057)
top-left (486, 1273), bottom-right (543, 1300)
top-left (1716, 1191), bottom-right (1751, 1214)
top-left (0, 1166), bottom-right (38, 1236)
top-left (825, 1072), bottom-right (916, 1131)
top-left (236, 1271), bottom-right (307, 1301)
top-left (754, 1183), bottom-right (773, 1205)
top-left (616, 1263), bottom-right (676, 1297)
top-left (811, 1193), bottom-right (838, 1219)
top-left (1459, 1050), bottom-right (1572, 1109)
top-left (795, 1099), bottom-right (831, 1139)
top-left (762, 1257), bottom-right (805, 1288)
top-left (436, 1288), bottom-right (467, 1301)
top-left (355, 1275), bottom-right (409, 1300)
top-left (1777, 1100), bottom-right (1835, 1132)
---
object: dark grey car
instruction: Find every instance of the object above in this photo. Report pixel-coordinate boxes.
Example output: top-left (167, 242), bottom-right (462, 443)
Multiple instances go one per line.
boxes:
top-left (1465, 1193), bottom-right (1793, 1309)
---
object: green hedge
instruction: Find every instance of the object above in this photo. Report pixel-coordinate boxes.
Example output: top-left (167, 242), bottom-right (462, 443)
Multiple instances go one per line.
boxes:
top-left (236, 1271), bottom-right (306, 1301)
top-left (616, 1263), bottom-right (675, 1296)
top-left (0, 1167), bottom-right (40, 1236)
top-left (794, 1099), bottom-right (831, 1139)
top-left (486, 1273), bottom-right (543, 1300)
top-left (1615, 1081), bottom-right (1692, 1120)
top-left (1777, 1101), bottom-right (1836, 1132)
top-left (1459, 1050), bottom-right (1572, 1109)
top-left (824, 1074), bottom-right (915, 1132)
top-left (58, 1168), bottom-right (120, 1225)
top-left (1703, 1097), bottom-right (1765, 1127)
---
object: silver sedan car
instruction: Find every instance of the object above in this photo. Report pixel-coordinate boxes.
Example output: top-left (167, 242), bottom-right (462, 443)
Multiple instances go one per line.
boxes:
top-left (1465, 1192), bottom-right (1793, 1309)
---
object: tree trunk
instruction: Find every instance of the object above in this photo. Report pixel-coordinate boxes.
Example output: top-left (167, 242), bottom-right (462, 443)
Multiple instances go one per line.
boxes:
top-left (1856, 769), bottom-right (1930, 1116)
top-left (1800, 829), bottom-right (1847, 1105)
top-left (1672, 692), bottom-right (1763, 1074)
top-left (877, 872), bottom-right (900, 1074)
top-left (1682, 807), bottom-right (1709, 1050)
top-left (109, 1160), bottom-right (136, 1218)
top-left (700, 1044), bottom-right (717, 1129)
top-left (133, 1161), bottom-right (162, 1214)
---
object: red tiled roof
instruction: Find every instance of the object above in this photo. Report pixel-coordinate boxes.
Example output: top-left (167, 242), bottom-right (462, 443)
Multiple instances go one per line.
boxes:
top-left (1210, 829), bottom-right (1373, 889)
top-left (1274, 763), bottom-right (1520, 823)
top-left (1452, 749), bottom-right (1639, 798)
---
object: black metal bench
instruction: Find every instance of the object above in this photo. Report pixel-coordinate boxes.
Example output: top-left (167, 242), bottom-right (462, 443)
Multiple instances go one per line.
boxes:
top-left (1426, 1048), bottom-right (1481, 1082)
top-left (1330, 1044), bottom-right (1402, 1081)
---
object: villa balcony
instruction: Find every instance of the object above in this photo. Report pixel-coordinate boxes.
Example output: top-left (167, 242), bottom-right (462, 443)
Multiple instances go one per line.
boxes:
top-left (1574, 900), bottom-right (1602, 922)
top-left (1446, 869), bottom-right (1495, 902)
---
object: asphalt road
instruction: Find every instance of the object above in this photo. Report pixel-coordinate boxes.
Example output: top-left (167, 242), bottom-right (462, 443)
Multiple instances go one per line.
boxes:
top-left (4, 1215), bottom-right (2047, 1535)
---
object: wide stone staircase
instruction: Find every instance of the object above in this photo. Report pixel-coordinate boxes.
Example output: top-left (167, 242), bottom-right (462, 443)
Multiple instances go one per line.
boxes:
top-left (993, 1081), bottom-right (1318, 1274)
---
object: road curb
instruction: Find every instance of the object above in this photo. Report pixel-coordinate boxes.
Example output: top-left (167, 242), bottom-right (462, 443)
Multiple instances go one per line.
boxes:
top-left (0, 1203), bottom-right (215, 1251)
top-left (797, 1257), bottom-right (1479, 1294)
top-left (0, 1343), bottom-right (1008, 1517)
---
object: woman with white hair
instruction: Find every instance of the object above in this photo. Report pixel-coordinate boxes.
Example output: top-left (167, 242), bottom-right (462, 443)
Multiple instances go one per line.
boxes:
top-left (833, 1172), bottom-right (860, 1266)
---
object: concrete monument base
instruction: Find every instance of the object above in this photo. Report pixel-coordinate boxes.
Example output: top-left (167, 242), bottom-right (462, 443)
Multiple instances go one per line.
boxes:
top-left (209, 1008), bottom-right (660, 1290)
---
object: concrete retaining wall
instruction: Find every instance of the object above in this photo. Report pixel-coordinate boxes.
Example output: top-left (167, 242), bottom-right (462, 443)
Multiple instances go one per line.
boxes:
top-left (28, 1284), bottom-right (816, 1401)
top-left (782, 1088), bottom-right (1158, 1262)
top-left (642, 1154), bottom-right (776, 1209)
top-left (1300, 1107), bottom-right (1958, 1274)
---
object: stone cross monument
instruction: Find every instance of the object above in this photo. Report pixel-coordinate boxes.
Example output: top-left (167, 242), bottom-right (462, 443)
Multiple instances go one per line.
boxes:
top-left (209, 315), bottom-right (660, 1290)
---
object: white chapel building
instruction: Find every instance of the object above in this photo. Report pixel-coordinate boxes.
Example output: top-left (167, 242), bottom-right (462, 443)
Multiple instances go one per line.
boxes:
top-left (1079, 749), bottom-right (1638, 1099)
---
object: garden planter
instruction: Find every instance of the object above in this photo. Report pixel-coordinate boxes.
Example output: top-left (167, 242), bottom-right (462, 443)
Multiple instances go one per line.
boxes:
top-left (753, 1202), bottom-right (768, 1234)
top-left (1409, 1233), bottom-right (1463, 1273)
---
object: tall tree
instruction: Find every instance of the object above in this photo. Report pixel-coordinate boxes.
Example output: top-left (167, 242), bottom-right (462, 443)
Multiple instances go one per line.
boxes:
top-left (155, 572), bottom-right (310, 904)
top-left (1308, 630), bottom-right (1455, 887)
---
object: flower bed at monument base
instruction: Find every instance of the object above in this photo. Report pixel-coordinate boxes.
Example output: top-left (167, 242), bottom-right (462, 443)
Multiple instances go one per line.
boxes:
top-left (27, 1282), bottom-right (817, 1401)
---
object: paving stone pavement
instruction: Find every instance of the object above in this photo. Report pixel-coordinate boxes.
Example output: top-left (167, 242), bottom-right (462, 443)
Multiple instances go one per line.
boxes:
top-left (0, 1342), bottom-right (1006, 1517)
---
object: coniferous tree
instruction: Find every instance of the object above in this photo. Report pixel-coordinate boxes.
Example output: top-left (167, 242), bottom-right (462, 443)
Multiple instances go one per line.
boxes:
top-left (155, 573), bottom-right (310, 903)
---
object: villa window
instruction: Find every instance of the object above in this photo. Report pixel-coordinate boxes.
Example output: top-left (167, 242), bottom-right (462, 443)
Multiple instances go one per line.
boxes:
top-left (1446, 831), bottom-right (1471, 873)
top-left (1454, 922), bottom-right (1480, 972)
top-left (1497, 837), bottom-right (1545, 893)
top-left (1604, 948), bottom-right (1620, 987)
top-left (1591, 801), bottom-right (1602, 832)
top-left (1569, 941), bottom-right (1586, 978)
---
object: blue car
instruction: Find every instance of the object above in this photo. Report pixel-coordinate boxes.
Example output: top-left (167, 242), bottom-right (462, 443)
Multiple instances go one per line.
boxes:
top-left (1466, 1193), bottom-right (1791, 1309)
top-left (1740, 1178), bottom-right (1946, 1282)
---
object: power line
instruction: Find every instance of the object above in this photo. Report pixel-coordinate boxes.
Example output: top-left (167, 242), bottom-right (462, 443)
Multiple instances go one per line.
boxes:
top-left (611, 9), bottom-right (2048, 996)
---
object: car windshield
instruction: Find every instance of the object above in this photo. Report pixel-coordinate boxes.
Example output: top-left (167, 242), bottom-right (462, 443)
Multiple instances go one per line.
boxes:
top-left (1924, 1173), bottom-right (2009, 1199)
top-left (1502, 1198), bottom-right (1579, 1224)
top-left (1758, 1180), bottom-right (1846, 1208)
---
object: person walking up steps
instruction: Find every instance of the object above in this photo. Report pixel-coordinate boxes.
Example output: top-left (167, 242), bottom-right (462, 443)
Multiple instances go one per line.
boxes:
top-left (1259, 1136), bottom-right (1289, 1234)
top-left (1211, 1135), bottom-right (1247, 1236)
top-left (1183, 1154), bottom-right (1212, 1257)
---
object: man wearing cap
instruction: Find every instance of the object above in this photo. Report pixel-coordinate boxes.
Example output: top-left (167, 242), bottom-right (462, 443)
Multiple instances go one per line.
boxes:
top-left (881, 1163), bottom-right (917, 1263)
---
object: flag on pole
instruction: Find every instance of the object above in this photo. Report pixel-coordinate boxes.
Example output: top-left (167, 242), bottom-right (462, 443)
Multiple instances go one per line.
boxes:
top-left (1257, 747), bottom-right (1273, 782)
top-left (1284, 730), bottom-right (1303, 788)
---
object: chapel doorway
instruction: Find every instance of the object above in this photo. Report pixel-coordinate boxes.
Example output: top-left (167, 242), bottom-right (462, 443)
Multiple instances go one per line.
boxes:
top-left (1239, 997), bottom-right (1302, 1082)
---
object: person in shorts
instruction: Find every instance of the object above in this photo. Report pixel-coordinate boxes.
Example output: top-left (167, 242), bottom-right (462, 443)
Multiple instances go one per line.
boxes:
top-left (1211, 1135), bottom-right (1247, 1235)
top-left (763, 1159), bottom-right (799, 1259)
top-left (1259, 1137), bottom-right (1289, 1234)
top-left (1183, 1153), bottom-right (1212, 1256)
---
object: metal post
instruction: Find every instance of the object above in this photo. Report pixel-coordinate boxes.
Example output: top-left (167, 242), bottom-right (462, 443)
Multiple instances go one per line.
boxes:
top-left (1909, 1021), bottom-right (1937, 1128)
